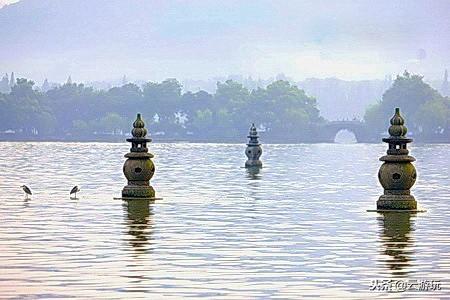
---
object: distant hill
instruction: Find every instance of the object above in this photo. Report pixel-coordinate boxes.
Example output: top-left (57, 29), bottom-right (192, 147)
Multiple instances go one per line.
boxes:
top-left (297, 78), bottom-right (392, 120)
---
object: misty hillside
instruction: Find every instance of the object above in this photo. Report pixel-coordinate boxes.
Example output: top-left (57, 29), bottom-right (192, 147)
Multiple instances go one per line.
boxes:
top-left (297, 78), bottom-right (392, 120)
top-left (182, 76), bottom-right (393, 120)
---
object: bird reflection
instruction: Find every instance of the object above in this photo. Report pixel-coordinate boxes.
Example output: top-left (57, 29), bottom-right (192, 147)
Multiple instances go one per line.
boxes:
top-left (123, 199), bottom-right (154, 254)
top-left (377, 212), bottom-right (415, 276)
top-left (246, 166), bottom-right (261, 180)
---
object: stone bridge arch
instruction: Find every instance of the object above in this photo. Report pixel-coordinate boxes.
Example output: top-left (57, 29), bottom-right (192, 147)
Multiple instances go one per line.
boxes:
top-left (319, 121), bottom-right (368, 143)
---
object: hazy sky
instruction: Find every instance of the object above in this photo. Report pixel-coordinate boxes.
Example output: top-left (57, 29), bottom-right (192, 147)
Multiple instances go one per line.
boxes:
top-left (0, 0), bottom-right (18, 7)
top-left (0, 0), bottom-right (16, 6)
top-left (0, 0), bottom-right (449, 83)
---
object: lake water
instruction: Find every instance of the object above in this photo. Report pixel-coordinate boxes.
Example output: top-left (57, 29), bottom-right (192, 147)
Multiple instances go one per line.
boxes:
top-left (0, 142), bottom-right (449, 299)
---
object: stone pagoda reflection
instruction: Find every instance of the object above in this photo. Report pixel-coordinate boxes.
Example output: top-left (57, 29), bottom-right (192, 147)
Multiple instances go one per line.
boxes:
top-left (377, 212), bottom-right (415, 276)
top-left (123, 199), bottom-right (154, 254)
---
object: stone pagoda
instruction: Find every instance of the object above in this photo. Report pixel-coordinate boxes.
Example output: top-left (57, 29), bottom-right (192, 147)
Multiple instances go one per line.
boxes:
top-left (377, 108), bottom-right (417, 210)
top-left (245, 123), bottom-right (263, 168)
top-left (122, 113), bottom-right (156, 199)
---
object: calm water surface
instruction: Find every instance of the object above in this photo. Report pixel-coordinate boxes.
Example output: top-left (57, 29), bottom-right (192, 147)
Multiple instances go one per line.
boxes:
top-left (0, 142), bottom-right (449, 299)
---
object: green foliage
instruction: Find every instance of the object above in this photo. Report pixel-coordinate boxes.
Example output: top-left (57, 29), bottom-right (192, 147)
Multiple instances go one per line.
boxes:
top-left (2, 72), bottom-right (447, 141)
top-left (0, 77), bottom-right (323, 139)
top-left (143, 79), bottom-right (181, 113)
top-left (415, 98), bottom-right (450, 135)
top-left (96, 112), bottom-right (126, 133)
top-left (0, 78), bottom-right (56, 134)
top-left (364, 71), bottom-right (449, 139)
top-left (72, 119), bottom-right (89, 135)
top-left (284, 108), bottom-right (310, 130)
top-left (216, 80), bottom-right (250, 111)
top-left (363, 102), bottom-right (385, 134)
top-left (192, 109), bottom-right (213, 130)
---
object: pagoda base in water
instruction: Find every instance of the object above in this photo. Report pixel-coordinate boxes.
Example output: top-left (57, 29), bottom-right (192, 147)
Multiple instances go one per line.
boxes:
top-left (377, 194), bottom-right (417, 210)
top-left (122, 185), bottom-right (155, 199)
top-left (245, 161), bottom-right (262, 168)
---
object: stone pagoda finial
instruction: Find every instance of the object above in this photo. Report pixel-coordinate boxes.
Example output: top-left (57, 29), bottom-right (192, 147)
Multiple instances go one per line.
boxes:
top-left (122, 113), bottom-right (156, 199)
top-left (128, 113), bottom-right (151, 153)
top-left (132, 113), bottom-right (147, 138)
top-left (388, 107), bottom-right (407, 138)
top-left (245, 123), bottom-right (262, 168)
top-left (377, 108), bottom-right (417, 210)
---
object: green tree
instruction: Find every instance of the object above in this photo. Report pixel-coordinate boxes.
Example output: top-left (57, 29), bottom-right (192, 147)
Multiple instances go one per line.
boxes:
top-left (363, 102), bottom-right (385, 135)
top-left (94, 112), bottom-right (126, 134)
top-left (0, 78), bottom-right (55, 134)
top-left (252, 80), bottom-right (321, 133)
top-left (142, 78), bottom-right (182, 132)
top-left (415, 97), bottom-right (450, 136)
top-left (382, 71), bottom-right (441, 124)
top-left (72, 119), bottom-right (90, 135)
top-left (0, 76), bottom-right (327, 141)
top-left (214, 80), bottom-right (250, 133)
top-left (46, 82), bottom-right (103, 133)
top-left (215, 80), bottom-right (250, 111)
top-left (0, 93), bottom-right (9, 129)
top-left (364, 71), bottom-right (449, 140)
top-left (106, 83), bottom-right (143, 119)
top-left (192, 109), bottom-right (213, 132)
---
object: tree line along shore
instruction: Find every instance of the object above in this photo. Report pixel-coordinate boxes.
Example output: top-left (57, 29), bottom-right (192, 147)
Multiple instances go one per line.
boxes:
top-left (0, 71), bottom-right (448, 143)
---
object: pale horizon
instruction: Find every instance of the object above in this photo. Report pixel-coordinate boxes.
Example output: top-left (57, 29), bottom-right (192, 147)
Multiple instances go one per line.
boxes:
top-left (1, 0), bottom-right (449, 83)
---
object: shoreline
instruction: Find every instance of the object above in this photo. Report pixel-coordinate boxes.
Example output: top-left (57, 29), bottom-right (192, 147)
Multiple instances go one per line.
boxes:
top-left (0, 136), bottom-right (448, 144)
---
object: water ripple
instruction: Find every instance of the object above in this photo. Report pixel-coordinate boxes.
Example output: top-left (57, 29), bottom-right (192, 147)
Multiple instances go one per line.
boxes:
top-left (0, 142), bottom-right (449, 299)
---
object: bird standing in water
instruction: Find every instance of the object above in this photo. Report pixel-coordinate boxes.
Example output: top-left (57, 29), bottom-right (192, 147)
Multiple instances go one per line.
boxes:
top-left (21, 185), bottom-right (32, 199)
top-left (70, 186), bottom-right (80, 199)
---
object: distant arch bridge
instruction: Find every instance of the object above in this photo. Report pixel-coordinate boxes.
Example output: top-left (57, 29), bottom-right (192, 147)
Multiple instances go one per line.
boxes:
top-left (319, 120), bottom-right (369, 143)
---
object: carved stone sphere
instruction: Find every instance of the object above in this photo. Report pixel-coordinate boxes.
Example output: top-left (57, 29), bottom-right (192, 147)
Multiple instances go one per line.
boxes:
top-left (378, 162), bottom-right (417, 191)
top-left (123, 159), bottom-right (155, 183)
top-left (245, 145), bottom-right (262, 160)
top-left (245, 145), bottom-right (262, 167)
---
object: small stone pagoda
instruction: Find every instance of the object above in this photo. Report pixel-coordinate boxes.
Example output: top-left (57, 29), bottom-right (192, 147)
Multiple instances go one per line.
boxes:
top-left (122, 113), bottom-right (155, 199)
top-left (245, 123), bottom-right (262, 168)
top-left (377, 108), bottom-right (417, 210)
